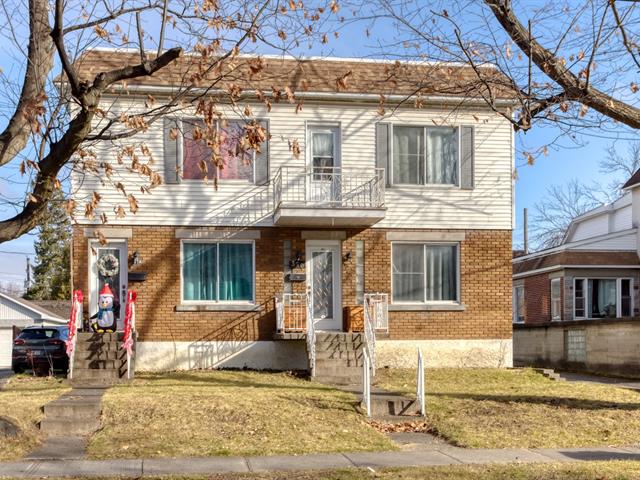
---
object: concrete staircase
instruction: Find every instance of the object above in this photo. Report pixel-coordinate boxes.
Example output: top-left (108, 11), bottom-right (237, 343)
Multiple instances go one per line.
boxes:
top-left (71, 332), bottom-right (132, 386)
top-left (314, 332), bottom-right (365, 385)
top-left (39, 388), bottom-right (105, 437)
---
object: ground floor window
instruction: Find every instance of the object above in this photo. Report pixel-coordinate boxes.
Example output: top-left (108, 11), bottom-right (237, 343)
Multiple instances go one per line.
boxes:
top-left (574, 277), bottom-right (632, 319)
top-left (392, 243), bottom-right (458, 303)
top-left (513, 285), bottom-right (525, 323)
top-left (182, 241), bottom-right (254, 303)
top-left (550, 278), bottom-right (561, 321)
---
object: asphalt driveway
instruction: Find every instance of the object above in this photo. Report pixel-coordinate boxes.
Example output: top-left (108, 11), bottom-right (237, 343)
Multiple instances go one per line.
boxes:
top-left (0, 369), bottom-right (11, 390)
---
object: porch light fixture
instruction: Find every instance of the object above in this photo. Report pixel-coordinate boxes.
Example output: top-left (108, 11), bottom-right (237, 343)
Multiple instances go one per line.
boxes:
top-left (343, 251), bottom-right (352, 263)
top-left (289, 251), bottom-right (304, 269)
top-left (131, 251), bottom-right (143, 266)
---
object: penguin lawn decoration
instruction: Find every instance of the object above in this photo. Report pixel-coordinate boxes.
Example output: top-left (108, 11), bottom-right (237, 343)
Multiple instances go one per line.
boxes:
top-left (91, 284), bottom-right (118, 333)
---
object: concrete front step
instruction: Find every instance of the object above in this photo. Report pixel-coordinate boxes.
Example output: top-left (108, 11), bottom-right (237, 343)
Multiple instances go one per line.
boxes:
top-left (361, 393), bottom-right (419, 417)
top-left (77, 332), bottom-right (122, 342)
top-left (316, 350), bottom-right (364, 361)
top-left (73, 359), bottom-right (124, 370)
top-left (43, 399), bottom-right (101, 420)
top-left (72, 368), bottom-right (123, 380)
top-left (314, 374), bottom-right (363, 385)
top-left (315, 342), bottom-right (363, 352)
top-left (316, 358), bottom-right (365, 368)
top-left (75, 342), bottom-right (120, 352)
top-left (316, 332), bottom-right (363, 342)
top-left (74, 350), bottom-right (125, 361)
top-left (39, 418), bottom-right (101, 436)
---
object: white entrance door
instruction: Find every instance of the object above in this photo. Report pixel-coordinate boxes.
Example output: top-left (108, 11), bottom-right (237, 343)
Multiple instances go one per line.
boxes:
top-left (307, 126), bottom-right (341, 205)
top-left (306, 241), bottom-right (341, 330)
top-left (89, 240), bottom-right (128, 331)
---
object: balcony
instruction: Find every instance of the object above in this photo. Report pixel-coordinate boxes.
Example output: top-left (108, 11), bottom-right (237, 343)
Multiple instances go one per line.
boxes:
top-left (272, 167), bottom-right (386, 227)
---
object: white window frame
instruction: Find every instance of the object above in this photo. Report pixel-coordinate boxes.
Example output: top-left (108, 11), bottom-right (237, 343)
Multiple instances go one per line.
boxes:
top-left (306, 123), bottom-right (342, 170)
top-left (389, 124), bottom-right (461, 187)
top-left (179, 117), bottom-right (257, 184)
top-left (573, 277), bottom-right (634, 320)
top-left (513, 285), bottom-right (525, 323)
top-left (180, 239), bottom-right (256, 305)
top-left (550, 278), bottom-right (562, 321)
top-left (390, 242), bottom-right (461, 305)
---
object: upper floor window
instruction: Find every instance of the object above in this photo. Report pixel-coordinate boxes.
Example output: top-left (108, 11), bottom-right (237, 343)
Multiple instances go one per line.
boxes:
top-left (163, 118), bottom-right (268, 186)
top-left (182, 120), bottom-right (254, 182)
top-left (391, 126), bottom-right (458, 186)
top-left (392, 243), bottom-right (459, 303)
top-left (513, 285), bottom-right (525, 323)
top-left (574, 277), bottom-right (632, 319)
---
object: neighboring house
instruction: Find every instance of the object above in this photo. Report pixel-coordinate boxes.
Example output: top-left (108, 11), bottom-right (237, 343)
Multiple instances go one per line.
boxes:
top-left (513, 173), bottom-right (640, 376)
top-left (0, 294), bottom-right (68, 368)
top-left (70, 51), bottom-right (515, 372)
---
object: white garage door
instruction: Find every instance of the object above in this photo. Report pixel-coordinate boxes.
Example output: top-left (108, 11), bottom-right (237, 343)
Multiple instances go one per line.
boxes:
top-left (0, 328), bottom-right (13, 368)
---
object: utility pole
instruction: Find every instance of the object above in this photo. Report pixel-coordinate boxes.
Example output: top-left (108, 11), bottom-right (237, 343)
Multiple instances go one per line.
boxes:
top-left (24, 256), bottom-right (31, 292)
top-left (523, 208), bottom-right (529, 255)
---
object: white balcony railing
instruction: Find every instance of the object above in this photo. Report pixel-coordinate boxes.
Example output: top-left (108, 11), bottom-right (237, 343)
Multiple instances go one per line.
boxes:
top-left (273, 167), bottom-right (385, 210)
top-left (276, 293), bottom-right (308, 332)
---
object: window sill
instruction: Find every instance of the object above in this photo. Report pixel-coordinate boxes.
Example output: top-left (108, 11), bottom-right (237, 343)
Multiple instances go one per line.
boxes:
top-left (389, 303), bottom-right (466, 312)
top-left (175, 304), bottom-right (262, 312)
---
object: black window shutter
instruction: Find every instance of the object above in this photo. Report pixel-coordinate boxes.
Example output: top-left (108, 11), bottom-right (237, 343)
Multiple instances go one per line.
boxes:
top-left (460, 125), bottom-right (475, 190)
top-left (254, 120), bottom-right (269, 185)
top-left (376, 122), bottom-right (391, 186)
top-left (163, 118), bottom-right (180, 184)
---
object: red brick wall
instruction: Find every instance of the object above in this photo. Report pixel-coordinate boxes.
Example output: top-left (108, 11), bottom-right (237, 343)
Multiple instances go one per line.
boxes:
top-left (522, 273), bottom-right (554, 324)
top-left (73, 227), bottom-right (512, 342)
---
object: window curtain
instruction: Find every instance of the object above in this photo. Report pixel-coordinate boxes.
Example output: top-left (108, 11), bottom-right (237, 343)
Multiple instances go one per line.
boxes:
top-left (218, 243), bottom-right (253, 301)
top-left (312, 132), bottom-right (335, 171)
top-left (589, 279), bottom-right (617, 318)
top-left (393, 127), bottom-right (424, 184)
top-left (392, 244), bottom-right (425, 302)
top-left (183, 243), bottom-right (217, 301)
top-left (219, 121), bottom-right (253, 181)
top-left (426, 128), bottom-right (458, 184)
top-left (182, 121), bottom-right (216, 181)
top-left (425, 245), bottom-right (456, 301)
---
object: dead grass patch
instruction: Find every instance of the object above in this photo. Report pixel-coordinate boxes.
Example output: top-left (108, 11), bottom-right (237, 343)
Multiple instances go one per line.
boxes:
top-left (0, 375), bottom-right (69, 461)
top-left (87, 370), bottom-right (395, 459)
top-left (375, 367), bottom-right (640, 449)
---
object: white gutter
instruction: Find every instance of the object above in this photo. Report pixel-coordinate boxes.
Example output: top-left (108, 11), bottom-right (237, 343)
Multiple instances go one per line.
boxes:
top-left (102, 84), bottom-right (517, 107)
top-left (513, 263), bottom-right (640, 280)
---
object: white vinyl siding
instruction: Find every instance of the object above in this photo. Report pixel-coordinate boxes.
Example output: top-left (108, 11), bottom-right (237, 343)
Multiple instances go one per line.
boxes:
top-left (73, 100), bottom-right (513, 230)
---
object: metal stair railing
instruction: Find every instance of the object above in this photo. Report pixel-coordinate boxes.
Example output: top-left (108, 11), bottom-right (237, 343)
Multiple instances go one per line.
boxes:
top-left (66, 290), bottom-right (83, 380)
top-left (306, 295), bottom-right (316, 377)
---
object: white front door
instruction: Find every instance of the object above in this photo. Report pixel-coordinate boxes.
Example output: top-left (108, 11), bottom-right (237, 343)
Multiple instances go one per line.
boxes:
top-left (307, 126), bottom-right (341, 204)
top-left (306, 241), bottom-right (341, 330)
top-left (89, 240), bottom-right (128, 331)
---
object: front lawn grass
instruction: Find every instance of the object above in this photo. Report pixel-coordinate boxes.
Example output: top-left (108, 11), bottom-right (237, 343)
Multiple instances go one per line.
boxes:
top-left (0, 375), bottom-right (69, 461)
top-left (375, 367), bottom-right (640, 449)
top-left (87, 370), bottom-right (395, 459)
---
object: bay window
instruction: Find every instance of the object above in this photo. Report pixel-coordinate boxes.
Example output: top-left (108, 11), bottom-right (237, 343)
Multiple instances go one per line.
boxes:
top-left (550, 278), bottom-right (561, 321)
top-left (182, 241), bottom-right (254, 303)
top-left (392, 243), bottom-right (459, 303)
top-left (574, 278), bottom-right (632, 319)
top-left (391, 125), bottom-right (458, 185)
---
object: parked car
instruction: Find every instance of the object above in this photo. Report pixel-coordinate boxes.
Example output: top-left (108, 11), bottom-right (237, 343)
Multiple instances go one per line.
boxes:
top-left (12, 326), bottom-right (69, 374)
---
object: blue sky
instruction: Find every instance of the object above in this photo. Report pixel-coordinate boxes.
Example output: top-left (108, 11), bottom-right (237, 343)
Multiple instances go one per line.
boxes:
top-left (0, 2), bottom-right (631, 285)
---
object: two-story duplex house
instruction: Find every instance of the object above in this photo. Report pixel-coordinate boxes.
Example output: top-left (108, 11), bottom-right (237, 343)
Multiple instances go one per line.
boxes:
top-left (70, 51), bottom-right (515, 373)
top-left (513, 171), bottom-right (640, 377)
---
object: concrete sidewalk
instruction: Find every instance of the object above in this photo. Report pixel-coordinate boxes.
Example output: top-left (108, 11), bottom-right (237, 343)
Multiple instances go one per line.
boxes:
top-left (1, 446), bottom-right (640, 477)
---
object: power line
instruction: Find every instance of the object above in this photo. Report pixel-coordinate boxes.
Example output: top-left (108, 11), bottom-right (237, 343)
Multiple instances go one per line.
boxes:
top-left (0, 250), bottom-right (33, 255)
